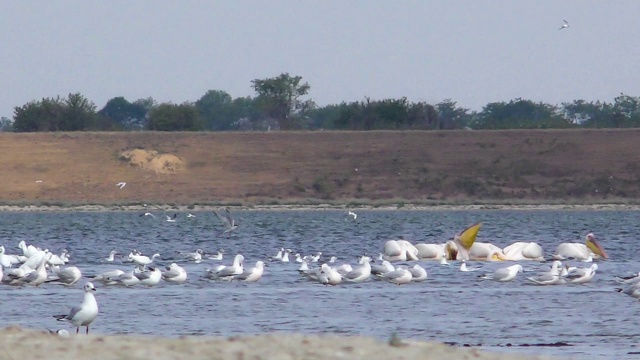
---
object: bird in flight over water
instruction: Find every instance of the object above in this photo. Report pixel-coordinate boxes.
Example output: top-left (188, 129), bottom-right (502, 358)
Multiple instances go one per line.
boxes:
top-left (213, 208), bottom-right (238, 236)
top-left (559, 20), bottom-right (569, 30)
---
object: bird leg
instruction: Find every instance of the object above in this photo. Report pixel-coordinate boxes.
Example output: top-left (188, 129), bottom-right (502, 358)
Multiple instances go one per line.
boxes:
top-left (76, 327), bottom-right (80, 334)
top-left (86, 326), bottom-right (89, 334)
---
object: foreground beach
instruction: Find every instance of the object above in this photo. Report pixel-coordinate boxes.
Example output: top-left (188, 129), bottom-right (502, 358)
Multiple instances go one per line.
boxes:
top-left (1, 326), bottom-right (565, 360)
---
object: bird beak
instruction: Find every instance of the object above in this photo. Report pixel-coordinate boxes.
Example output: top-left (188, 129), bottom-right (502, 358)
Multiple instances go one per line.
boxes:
top-left (92, 288), bottom-right (97, 292)
top-left (586, 236), bottom-right (608, 259)
top-left (454, 223), bottom-right (481, 260)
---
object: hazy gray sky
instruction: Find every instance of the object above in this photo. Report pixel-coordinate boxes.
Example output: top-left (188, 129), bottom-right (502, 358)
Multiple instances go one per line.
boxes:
top-left (1, 1), bottom-right (639, 117)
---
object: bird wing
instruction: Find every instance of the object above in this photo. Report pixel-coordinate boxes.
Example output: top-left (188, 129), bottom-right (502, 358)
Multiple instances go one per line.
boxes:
top-left (213, 209), bottom-right (232, 229)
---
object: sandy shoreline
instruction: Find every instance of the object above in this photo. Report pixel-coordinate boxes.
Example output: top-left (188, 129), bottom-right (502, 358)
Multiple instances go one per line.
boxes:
top-left (0, 326), bottom-right (566, 360)
top-left (0, 203), bottom-right (639, 212)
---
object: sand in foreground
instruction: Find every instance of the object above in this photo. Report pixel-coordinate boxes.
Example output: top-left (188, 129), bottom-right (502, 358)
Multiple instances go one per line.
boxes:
top-left (0, 326), bottom-right (568, 360)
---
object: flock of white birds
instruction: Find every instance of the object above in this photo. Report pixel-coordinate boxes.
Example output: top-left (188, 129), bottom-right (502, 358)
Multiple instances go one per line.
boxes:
top-left (2, 208), bottom-right (639, 336)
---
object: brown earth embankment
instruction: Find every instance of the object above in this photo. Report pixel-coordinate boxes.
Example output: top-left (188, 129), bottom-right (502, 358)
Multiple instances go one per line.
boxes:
top-left (0, 129), bottom-right (638, 206)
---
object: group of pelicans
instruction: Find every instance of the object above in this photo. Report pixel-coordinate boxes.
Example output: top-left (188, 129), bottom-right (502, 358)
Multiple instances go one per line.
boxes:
top-left (1, 220), bottom-right (639, 335)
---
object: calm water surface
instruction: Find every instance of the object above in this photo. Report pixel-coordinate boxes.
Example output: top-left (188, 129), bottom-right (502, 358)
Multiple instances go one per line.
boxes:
top-left (1, 209), bottom-right (639, 359)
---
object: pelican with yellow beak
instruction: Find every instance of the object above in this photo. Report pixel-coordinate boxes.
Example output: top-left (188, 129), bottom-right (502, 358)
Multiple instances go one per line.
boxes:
top-left (451, 223), bottom-right (482, 261)
top-left (553, 233), bottom-right (608, 260)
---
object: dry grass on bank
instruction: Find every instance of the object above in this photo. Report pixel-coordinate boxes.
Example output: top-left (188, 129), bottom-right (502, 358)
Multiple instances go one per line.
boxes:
top-left (0, 129), bottom-right (639, 205)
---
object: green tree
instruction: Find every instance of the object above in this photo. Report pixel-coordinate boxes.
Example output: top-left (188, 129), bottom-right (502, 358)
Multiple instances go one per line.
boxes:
top-left (147, 102), bottom-right (204, 131)
top-left (98, 96), bottom-right (148, 130)
top-left (13, 97), bottom-right (65, 132)
top-left (251, 73), bottom-right (316, 130)
top-left (436, 99), bottom-right (470, 129)
top-left (0, 117), bottom-right (13, 132)
top-left (195, 90), bottom-right (237, 131)
top-left (562, 100), bottom-right (613, 128)
top-left (474, 99), bottom-right (571, 129)
top-left (61, 93), bottom-right (97, 131)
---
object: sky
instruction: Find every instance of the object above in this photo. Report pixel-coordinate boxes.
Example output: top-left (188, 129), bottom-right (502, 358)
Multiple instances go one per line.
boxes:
top-left (1, 1), bottom-right (639, 118)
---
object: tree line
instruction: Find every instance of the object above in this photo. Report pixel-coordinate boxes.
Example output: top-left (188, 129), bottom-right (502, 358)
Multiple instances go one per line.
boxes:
top-left (4, 73), bottom-right (640, 132)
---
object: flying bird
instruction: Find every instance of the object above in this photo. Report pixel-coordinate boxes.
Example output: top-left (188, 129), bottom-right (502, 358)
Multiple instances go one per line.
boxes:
top-left (346, 211), bottom-right (357, 221)
top-left (140, 212), bottom-right (156, 218)
top-left (559, 20), bottom-right (569, 30)
top-left (213, 208), bottom-right (238, 236)
top-left (165, 213), bottom-right (177, 222)
top-left (116, 182), bottom-right (126, 189)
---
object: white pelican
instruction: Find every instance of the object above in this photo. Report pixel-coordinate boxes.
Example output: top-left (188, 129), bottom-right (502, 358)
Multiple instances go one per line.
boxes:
top-left (501, 242), bottom-right (545, 261)
top-left (450, 223), bottom-right (482, 261)
top-left (553, 233), bottom-right (608, 260)
top-left (479, 264), bottom-right (523, 282)
top-left (382, 240), bottom-right (419, 262)
top-left (414, 243), bottom-right (446, 260)
top-left (468, 242), bottom-right (504, 261)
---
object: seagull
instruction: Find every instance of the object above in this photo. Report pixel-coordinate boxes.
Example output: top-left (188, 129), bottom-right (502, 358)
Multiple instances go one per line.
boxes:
top-left (346, 211), bottom-right (357, 221)
top-left (187, 213), bottom-right (196, 218)
top-left (104, 250), bottom-right (118, 262)
top-left (559, 20), bottom-right (569, 30)
top-left (53, 282), bottom-right (99, 334)
top-left (162, 263), bottom-right (188, 284)
top-left (116, 182), bottom-right (126, 189)
top-left (140, 212), bottom-right (156, 218)
top-left (165, 213), bottom-right (177, 222)
top-left (213, 208), bottom-right (238, 236)
top-left (207, 249), bottom-right (225, 261)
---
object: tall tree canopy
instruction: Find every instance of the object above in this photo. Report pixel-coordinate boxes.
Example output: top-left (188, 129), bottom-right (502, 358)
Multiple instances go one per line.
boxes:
top-left (146, 103), bottom-right (204, 131)
top-left (13, 93), bottom-right (97, 132)
top-left (251, 73), bottom-right (316, 130)
top-left (98, 96), bottom-right (149, 130)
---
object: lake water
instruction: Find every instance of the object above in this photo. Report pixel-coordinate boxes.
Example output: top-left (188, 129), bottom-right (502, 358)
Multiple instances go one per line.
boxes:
top-left (1, 209), bottom-right (639, 359)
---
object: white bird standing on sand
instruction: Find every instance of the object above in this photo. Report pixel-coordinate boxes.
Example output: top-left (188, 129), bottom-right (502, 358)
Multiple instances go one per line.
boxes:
top-left (53, 282), bottom-right (99, 334)
top-left (213, 208), bottom-right (239, 236)
top-left (559, 20), bottom-right (569, 30)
